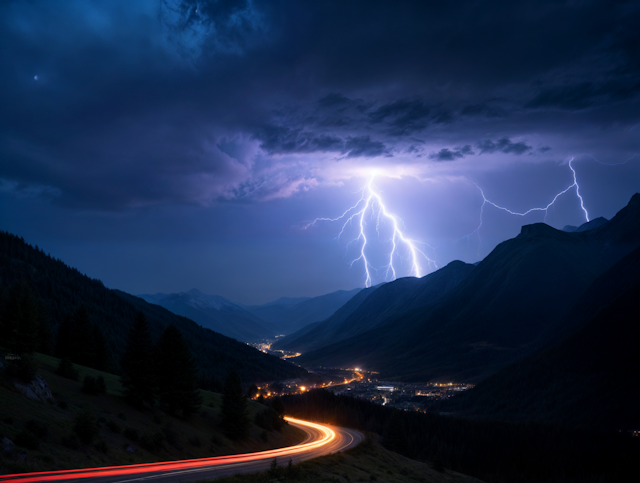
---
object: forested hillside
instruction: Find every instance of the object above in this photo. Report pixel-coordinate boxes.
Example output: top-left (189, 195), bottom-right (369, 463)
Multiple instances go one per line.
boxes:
top-left (438, 248), bottom-right (640, 432)
top-left (0, 231), bottom-right (307, 385)
top-left (284, 390), bottom-right (640, 483)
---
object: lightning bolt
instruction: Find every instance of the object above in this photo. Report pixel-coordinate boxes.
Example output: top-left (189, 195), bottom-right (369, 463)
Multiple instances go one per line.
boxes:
top-left (476, 158), bottom-right (588, 223)
top-left (464, 153), bottom-right (640, 249)
top-left (305, 174), bottom-right (437, 287)
top-left (463, 158), bottom-right (588, 249)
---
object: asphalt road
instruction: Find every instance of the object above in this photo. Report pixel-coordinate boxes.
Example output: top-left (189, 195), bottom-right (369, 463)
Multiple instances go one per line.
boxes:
top-left (0, 417), bottom-right (364, 483)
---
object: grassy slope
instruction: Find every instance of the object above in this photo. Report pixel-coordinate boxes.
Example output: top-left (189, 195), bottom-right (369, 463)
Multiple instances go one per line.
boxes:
top-left (0, 353), bottom-right (305, 475)
top-left (205, 436), bottom-right (484, 483)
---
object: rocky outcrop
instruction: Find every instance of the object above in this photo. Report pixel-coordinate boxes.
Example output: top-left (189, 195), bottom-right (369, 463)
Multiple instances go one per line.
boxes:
top-left (14, 373), bottom-right (54, 403)
top-left (2, 437), bottom-right (15, 453)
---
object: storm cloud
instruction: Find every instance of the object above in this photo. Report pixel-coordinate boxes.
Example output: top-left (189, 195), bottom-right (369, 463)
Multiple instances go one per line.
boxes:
top-left (1, 0), bottom-right (639, 301)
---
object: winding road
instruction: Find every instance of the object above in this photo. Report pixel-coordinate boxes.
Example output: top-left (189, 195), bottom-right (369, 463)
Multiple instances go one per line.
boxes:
top-left (0, 417), bottom-right (363, 483)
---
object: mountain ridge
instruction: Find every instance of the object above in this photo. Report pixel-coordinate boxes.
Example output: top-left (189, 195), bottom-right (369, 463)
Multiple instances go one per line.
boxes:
top-left (0, 231), bottom-right (307, 384)
top-left (294, 193), bottom-right (640, 382)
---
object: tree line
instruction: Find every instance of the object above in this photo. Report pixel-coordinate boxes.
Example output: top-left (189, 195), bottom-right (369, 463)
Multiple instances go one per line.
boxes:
top-left (0, 229), bottom-right (307, 384)
top-left (283, 389), bottom-right (640, 483)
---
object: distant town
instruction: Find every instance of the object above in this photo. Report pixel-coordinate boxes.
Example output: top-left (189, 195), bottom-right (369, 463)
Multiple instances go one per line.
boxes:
top-left (246, 347), bottom-right (474, 412)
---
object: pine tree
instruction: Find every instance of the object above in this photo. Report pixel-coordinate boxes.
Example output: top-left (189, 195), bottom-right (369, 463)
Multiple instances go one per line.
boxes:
top-left (382, 410), bottom-right (408, 454)
top-left (91, 324), bottom-right (110, 371)
top-left (220, 371), bottom-right (250, 439)
top-left (155, 325), bottom-right (202, 418)
top-left (120, 312), bottom-right (155, 409)
top-left (55, 315), bottom-right (75, 360)
top-left (1, 282), bottom-right (43, 354)
top-left (73, 306), bottom-right (95, 367)
top-left (55, 306), bottom-right (110, 371)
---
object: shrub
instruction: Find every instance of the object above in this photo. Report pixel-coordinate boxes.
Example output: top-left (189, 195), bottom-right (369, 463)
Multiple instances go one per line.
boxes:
top-left (82, 375), bottom-right (100, 394)
top-left (62, 434), bottom-right (80, 449)
top-left (211, 433), bottom-right (223, 446)
top-left (162, 425), bottom-right (180, 448)
top-left (14, 430), bottom-right (39, 450)
top-left (55, 358), bottom-right (78, 381)
top-left (96, 376), bottom-right (107, 394)
top-left (73, 410), bottom-right (99, 445)
top-left (95, 439), bottom-right (109, 454)
top-left (255, 408), bottom-right (284, 432)
top-left (24, 420), bottom-right (48, 438)
top-left (107, 420), bottom-right (121, 434)
top-left (124, 427), bottom-right (139, 442)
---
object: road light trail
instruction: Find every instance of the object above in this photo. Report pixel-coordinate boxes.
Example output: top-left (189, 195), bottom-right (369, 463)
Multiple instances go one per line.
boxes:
top-left (0, 418), bottom-right (363, 483)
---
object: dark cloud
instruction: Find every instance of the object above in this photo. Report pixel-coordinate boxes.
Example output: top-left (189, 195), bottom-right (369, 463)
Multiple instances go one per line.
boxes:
top-left (0, 0), bottom-right (638, 211)
top-left (460, 103), bottom-right (506, 118)
top-left (477, 138), bottom-right (532, 155)
top-left (368, 99), bottom-right (431, 135)
top-left (1, 0), bottom-right (639, 302)
top-left (429, 145), bottom-right (474, 162)
top-left (255, 126), bottom-right (344, 155)
top-left (317, 93), bottom-right (352, 108)
top-left (344, 136), bottom-right (388, 158)
top-left (526, 78), bottom-right (640, 110)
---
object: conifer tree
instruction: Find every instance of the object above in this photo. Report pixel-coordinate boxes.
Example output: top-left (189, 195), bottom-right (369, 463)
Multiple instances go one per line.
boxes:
top-left (55, 306), bottom-right (110, 370)
top-left (1, 281), bottom-right (49, 354)
top-left (155, 325), bottom-right (202, 418)
top-left (73, 306), bottom-right (95, 367)
top-left (220, 371), bottom-right (250, 439)
top-left (382, 410), bottom-right (408, 454)
top-left (91, 324), bottom-right (110, 371)
top-left (120, 312), bottom-right (155, 409)
top-left (55, 314), bottom-right (75, 360)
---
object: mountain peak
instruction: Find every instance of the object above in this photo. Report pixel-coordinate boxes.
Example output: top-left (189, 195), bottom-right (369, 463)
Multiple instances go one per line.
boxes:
top-left (518, 223), bottom-right (559, 238)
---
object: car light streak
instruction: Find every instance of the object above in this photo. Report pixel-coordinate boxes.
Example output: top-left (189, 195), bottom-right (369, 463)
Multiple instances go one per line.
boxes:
top-left (0, 418), bottom-right (335, 483)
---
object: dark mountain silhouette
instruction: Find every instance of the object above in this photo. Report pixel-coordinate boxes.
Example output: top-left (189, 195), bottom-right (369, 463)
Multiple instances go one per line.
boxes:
top-left (440, 246), bottom-right (640, 432)
top-left (244, 288), bottom-right (362, 336)
top-left (0, 231), bottom-right (307, 384)
top-left (256, 296), bottom-right (311, 307)
top-left (139, 289), bottom-right (274, 342)
top-left (562, 216), bottom-right (608, 232)
top-left (272, 285), bottom-right (381, 352)
top-left (295, 194), bottom-right (640, 382)
top-left (275, 261), bottom-right (475, 354)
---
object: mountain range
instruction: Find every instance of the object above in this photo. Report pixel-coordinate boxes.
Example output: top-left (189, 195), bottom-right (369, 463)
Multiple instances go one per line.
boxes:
top-left (439, 244), bottom-right (640, 432)
top-left (0, 232), bottom-right (307, 385)
top-left (282, 193), bottom-right (640, 382)
top-left (138, 289), bottom-right (275, 342)
top-left (138, 287), bottom-right (362, 342)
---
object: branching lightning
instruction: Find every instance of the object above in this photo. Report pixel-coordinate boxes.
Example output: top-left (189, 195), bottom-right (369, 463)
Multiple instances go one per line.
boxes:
top-left (305, 174), bottom-right (437, 287)
top-left (475, 157), bottom-right (588, 224)
top-left (305, 153), bottom-right (638, 285)
top-left (465, 153), bottom-right (640, 246)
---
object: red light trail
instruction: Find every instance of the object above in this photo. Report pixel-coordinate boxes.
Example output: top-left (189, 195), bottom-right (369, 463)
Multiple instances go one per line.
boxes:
top-left (0, 418), bottom-right (363, 483)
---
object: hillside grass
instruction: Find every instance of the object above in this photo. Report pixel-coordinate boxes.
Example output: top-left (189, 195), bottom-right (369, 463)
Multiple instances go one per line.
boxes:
top-left (0, 352), bottom-right (305, 475)
top-left (203, 435), bottom-right (484, 483)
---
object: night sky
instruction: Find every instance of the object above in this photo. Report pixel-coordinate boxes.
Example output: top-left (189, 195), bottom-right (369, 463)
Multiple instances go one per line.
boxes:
top-left (2, 1), bottom-right (639, 304)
